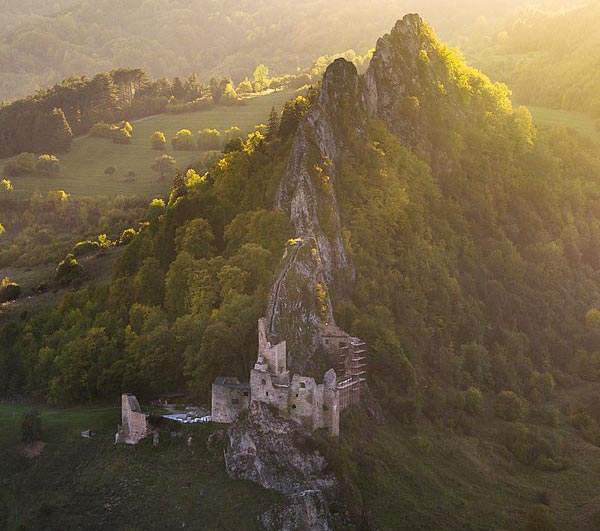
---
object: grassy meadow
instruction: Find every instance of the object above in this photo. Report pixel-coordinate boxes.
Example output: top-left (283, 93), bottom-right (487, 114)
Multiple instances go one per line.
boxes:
top-left (0, 403), bottom-right (280, 531)
top-left (527, 105), bottom-right (600, 143)
top-left (5, 89), bottom-right (294, 198)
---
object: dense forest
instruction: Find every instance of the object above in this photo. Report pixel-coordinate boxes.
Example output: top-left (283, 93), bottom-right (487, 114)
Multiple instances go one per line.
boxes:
top-left (468, 1), bottom-right (600, 115)
top-left (2, 17), bottom-right (599, 440)
top-left (0, 0), bottom-right (580, 102)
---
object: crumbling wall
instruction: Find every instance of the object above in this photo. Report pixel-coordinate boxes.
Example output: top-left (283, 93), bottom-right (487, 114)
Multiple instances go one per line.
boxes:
top-left (212, 378), bottom-right (251, 423)
top-left (115, 394), bottom-right (148, 445)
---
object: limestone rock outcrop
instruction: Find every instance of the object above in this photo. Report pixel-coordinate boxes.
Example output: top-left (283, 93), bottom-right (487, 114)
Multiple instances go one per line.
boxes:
top-left (267, 59), bottom-right (367, 373)
top-left (225, 401), bottom-right (347, 530)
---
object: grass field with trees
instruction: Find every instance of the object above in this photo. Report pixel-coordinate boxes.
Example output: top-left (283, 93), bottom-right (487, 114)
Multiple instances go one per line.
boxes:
top-left (2, 89), bottom-right (293, 198)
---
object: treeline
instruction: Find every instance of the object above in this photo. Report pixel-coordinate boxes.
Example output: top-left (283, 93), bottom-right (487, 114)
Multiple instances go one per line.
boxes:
top-left (0, 69), bottom-right (218, 158)
top-left (0, 0), bottom-right (571, 102)
top-left (0, 58), bottom-right (341, 160)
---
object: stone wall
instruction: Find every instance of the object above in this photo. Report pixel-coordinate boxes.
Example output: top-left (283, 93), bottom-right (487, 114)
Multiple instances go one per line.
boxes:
top-left (211, 378), bottom-right (251, 423)
top-left (115, 394), bottom-right (148, 445)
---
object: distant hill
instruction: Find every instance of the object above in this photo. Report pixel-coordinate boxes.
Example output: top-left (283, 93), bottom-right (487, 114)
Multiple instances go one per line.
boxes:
top-left (0, 0), bottom-right (579, 102)
top-left (466, 1), bottom-right (600, 116)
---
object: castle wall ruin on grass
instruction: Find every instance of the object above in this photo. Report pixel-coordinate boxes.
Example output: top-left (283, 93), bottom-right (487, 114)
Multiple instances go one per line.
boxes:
top-left (115, 394), bottom-right (149, 445)
top-left (212, 318), bottom-right (367, 437)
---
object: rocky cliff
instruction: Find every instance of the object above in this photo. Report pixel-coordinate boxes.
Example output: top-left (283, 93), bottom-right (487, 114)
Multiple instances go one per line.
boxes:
top-left (266, 58), bottom-right (367, 373)
top-left (225, 402), bottom-right (349, 530)
top-left (267, 13), bottom-right (489, 372)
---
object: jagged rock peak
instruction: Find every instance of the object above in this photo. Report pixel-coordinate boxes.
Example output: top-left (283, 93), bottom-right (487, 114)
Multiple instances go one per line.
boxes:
top-left (319, 57), bottom-right (362, 107)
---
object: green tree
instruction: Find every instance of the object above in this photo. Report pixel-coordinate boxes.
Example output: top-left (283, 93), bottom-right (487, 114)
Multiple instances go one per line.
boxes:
top-left (265, 107), bottom-right (280, 142)
top-left (237, 77), bottom-right (253, 94)
top-left (175, 218), bottom-right (215, 259)
top-left (172, 129), bottom-right (196, 150)
top-left (0, 277), bottom-right (21, 303)
top-left (0, 179), bottom-right (13, 199)
top-left (5, 152), bottom-right (35, 176)
top-left (526, 504), bottom-right (556, 531)
top-left (253, 64), bottom-right (269, 88)
top-left (21, 409), bottom-right (42, 443)
top-left (585, 308), bottom-right (600, 329)
top-left (494, 390), bottom-right (525, 422)
top-left (465, 387), bottom-right (483, 415)
top-left (151, 154), bottom-right (176, 179)
top-left (134, 257), bottom-right (164, 306)
top-left (104, 166), bottom-right (116, 177)
top-left (55, 254), bottom-right (83, 285)
top-left (150, 131), bottom-right (167, 150)
top-left (147, 198), bottom-right (166, 220)
top-left (36, 154), bottom-right (60, 175)
top-left (197, 128), bottom-right (222, 150)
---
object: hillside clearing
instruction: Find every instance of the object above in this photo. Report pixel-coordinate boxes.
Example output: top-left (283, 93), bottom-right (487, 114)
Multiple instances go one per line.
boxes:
top-left (5, 89), bottom-right (294, 198)
top-left (527, 105), bottom-right (600, 143)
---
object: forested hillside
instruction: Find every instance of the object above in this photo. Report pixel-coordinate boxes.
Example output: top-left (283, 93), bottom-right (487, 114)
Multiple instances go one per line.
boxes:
top-left (3, 11), bottom-right (600, 530)
top-left (0, 0), bottom-right (579, 102)
top-left (468, 1), bottom-right (600, 115)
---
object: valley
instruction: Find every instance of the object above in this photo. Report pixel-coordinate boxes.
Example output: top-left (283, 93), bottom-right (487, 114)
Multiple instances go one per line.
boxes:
top-left (1, 3), bottom-right (600, 531)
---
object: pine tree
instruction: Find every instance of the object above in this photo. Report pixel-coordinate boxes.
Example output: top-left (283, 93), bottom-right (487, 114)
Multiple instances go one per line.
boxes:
top-left (266, 106), bottom-right (280, 142)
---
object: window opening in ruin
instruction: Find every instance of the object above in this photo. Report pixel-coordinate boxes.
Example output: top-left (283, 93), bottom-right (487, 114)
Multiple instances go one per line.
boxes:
top-left (243, 392), bottom-right (249, 396)
top-left (300, 382), bottom-right (306, 389)
top-left (232, 398), bottom-right (239, 405)
top-left (262, 379), bottom-right (266, 385)
top-left (292, 404), bottom-right (297, 409)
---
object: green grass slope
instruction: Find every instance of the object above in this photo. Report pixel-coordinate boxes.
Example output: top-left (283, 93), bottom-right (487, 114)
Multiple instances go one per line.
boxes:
top-left (0, 404), bottom-right (280, 531)
top-left (7, 89), bottom-right (293, 198)
top-left (527, 105), bottom-right (600, 143)
top-left (332, 383), bottom-right (600, 531)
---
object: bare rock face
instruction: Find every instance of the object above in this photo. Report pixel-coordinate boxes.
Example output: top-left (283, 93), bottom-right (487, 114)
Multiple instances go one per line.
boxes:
top-left (267, 59), bottom-right (368, 373)
top-left (225, 401), bottom-right (335, 495)
top-left (225, 402), bottom-right (347, 531)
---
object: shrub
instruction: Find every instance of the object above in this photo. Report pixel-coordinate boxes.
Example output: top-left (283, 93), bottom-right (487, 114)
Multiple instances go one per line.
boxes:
top-left (223, 137), bottom-right (244, 153)
top-left (72, 240), bottom-right (100, 257)
top-left (494, 390), bottom-right (525, 421)
top-left (119, 228), bottom-right (137, 245)
top-left (36, 154), bottom-right (60, 175)
top-left (21, 409), bottom-right (42, 443)
top-left (0, 179), bottom-right (13, 199)
top-left (500, 424), bottom-right (567, 470)
top-left (89, 122), bottom-right (113, 138)
top-left (465, 386), bottom-right (483, 415)
top-left (55, 253), bottom-right (83, 285)
top-left (526, 504), bottom-right (556, 531)
top-left (5, 152), bottom-right (36, 176)
top-left (0, 277), bottom-right (20, 303)
top-left (172, 129), bottom-right (196, 150)
top-left (104, 166), bottom-right (116, 176)
top-left (112, 126), bottom-right (132, 144)
top-left (151, 154), bottom-right (176, 179)
top-left (150, 131), bottom-right (167, 150)
top-left (197, 128), bottom-right (222, 150)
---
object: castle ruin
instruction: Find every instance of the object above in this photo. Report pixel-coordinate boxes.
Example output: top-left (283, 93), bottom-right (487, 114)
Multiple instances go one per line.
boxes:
top-left (115, 393), bottom-right (149, 444)
top-left (211, 318), bottom-right (366, 437)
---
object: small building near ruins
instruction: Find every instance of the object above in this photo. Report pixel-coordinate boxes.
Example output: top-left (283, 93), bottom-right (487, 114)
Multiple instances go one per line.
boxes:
top-left (115, 393), bottom-right (149, 444)
top-left (211, 318), bottom-right (367, 437)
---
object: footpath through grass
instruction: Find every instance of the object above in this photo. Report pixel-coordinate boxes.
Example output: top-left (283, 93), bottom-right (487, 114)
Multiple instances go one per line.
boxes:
top-left (7, 89), bottom-right (293, 199)
top-left (0, 403), bottom-right (280, 531)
